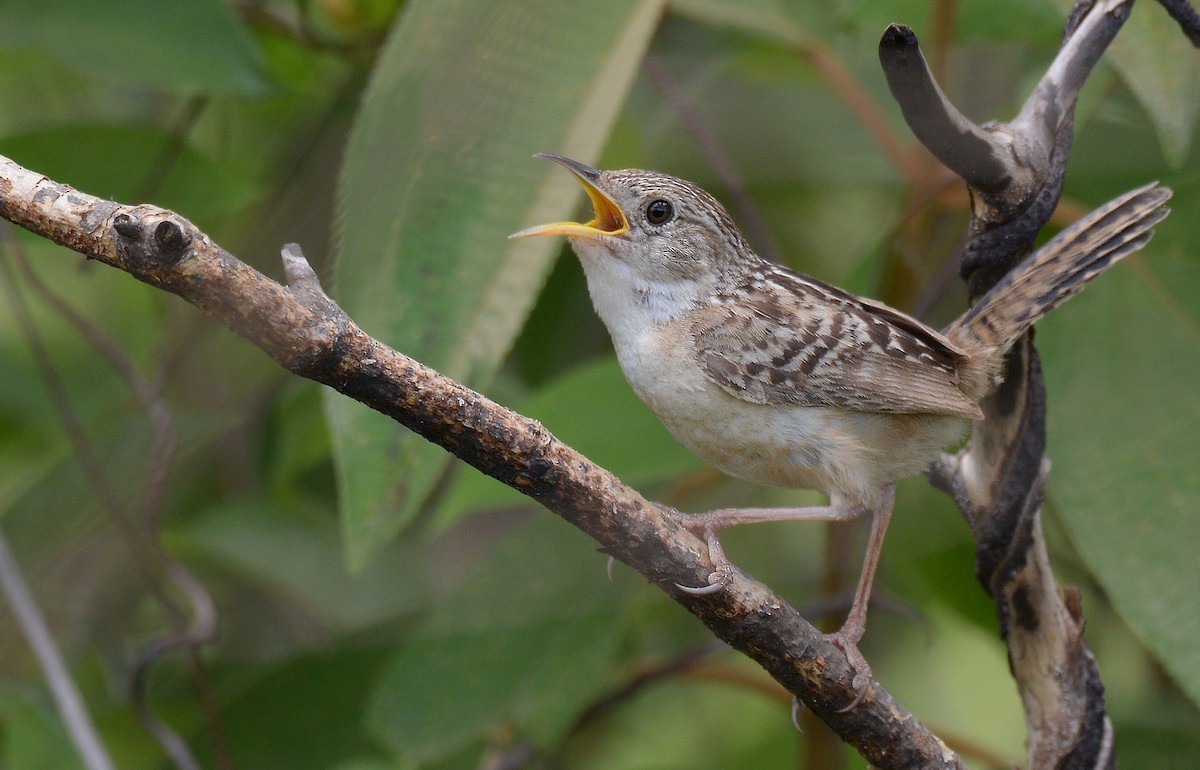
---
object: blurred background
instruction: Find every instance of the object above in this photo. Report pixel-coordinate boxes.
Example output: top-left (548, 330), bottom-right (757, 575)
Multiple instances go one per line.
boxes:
top-left (0, 0), bottom-right (1197, 768)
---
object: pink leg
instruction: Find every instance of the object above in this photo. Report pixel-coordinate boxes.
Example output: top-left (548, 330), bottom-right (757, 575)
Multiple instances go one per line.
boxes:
top-left (670, 484), bottom-right (897, 711)
top-left (670, 502), bottom-right (868, 594)
top-left (829, 485), bottom-right (895, 711)
top-left (675, 503), bottom-right (866, 530)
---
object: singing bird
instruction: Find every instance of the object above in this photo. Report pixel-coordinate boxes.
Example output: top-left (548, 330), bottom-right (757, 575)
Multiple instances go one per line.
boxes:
top-left (512, 153), bottom-right (1169, 704)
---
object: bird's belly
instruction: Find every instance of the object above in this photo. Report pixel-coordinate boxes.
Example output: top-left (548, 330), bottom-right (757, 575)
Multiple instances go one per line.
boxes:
top-left (615, 337), bottom-right (967, 506)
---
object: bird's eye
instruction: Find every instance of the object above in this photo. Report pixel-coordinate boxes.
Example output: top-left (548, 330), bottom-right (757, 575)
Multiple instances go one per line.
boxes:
top-left (645, 199), bottom-right (673, 225)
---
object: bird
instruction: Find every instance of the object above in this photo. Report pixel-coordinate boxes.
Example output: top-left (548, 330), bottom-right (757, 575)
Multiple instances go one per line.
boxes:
top-left (511, 152), bottom-right (1170, 706)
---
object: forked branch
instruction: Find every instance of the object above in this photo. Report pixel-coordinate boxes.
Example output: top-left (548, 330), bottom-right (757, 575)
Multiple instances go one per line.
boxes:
top-left (881, 1), bottom-right (1165, 767)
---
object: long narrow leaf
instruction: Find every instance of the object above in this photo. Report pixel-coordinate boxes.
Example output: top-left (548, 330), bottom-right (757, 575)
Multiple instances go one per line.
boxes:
top-left (328, 0), bottom-right (664, 569)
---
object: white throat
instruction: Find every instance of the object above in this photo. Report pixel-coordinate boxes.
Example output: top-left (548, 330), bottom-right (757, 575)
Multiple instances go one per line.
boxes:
top-left (574, 248), bottom-right (700, 349)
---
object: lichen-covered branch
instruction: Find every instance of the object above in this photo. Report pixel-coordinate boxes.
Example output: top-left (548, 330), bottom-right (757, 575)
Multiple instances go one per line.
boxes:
top-left (0, 155), bottom-right (962, 769)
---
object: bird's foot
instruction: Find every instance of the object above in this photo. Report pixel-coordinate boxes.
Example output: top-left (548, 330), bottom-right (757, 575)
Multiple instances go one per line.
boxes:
top-left (675, 564), bottom-right (731, 595)
top-left (826, 629), bottom-right (873, 712)
top-left (668, 518), bottom-right (734, 594)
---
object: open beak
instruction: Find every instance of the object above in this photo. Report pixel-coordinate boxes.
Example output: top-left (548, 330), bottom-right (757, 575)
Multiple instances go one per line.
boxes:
top-left (509, 153), bottom-right (630, 239)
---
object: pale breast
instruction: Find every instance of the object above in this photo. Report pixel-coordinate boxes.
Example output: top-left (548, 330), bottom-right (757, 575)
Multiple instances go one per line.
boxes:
top-left (611, 318), bottom-right (967, 507)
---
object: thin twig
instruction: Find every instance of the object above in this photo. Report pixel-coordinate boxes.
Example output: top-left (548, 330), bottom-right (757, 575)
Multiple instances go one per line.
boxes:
top-left (0, 530), bottom-right (117, 770)
top-left (926, 0), bottom-right (959, 86)
top-left (0, 228), bottom-right (176, 608)
top-left (131, 562), bottom-right (219, 770)
top-left (8, 245), bottom-right (183, 530)
top-left (801, 39), bottom-right (923, 185)
top-left (136, 96), bottom-right (209, 203)
top-left (0, 227), bottom-right (223, 770)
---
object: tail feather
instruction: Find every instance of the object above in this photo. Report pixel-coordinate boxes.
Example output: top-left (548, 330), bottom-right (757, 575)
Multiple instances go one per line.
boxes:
top-left (946, 182), bottom-right (1171, 393)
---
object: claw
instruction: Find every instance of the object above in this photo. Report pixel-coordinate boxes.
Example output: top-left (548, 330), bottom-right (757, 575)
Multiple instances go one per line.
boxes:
top-left (675, 579), bottom-right (725, 595)
top-left (828, 631), bottom-right (873, 712)
top-left (672, 523), bottom-right (737, 595)
top-left (790, 696), bottom-right (805, 733)
top-left (837, 678), bottom-right (871, 713)
top-left (675, 560), bottom-right (734, 594)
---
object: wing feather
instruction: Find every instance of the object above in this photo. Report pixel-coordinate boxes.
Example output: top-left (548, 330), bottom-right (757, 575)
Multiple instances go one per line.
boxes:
top-left (691, 269), bottom-right (983, 420)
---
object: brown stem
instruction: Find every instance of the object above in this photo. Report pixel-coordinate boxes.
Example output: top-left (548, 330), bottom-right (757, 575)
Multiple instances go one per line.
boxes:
top-left (642, 54), bottom-right (782, 263)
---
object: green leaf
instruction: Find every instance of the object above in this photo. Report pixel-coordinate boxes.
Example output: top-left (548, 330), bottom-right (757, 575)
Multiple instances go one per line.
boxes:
top-left (365, 516), bottom-right (627, 764)
top-left (215, 649), bottom-right (392, 770)
top-left (331, 761), bottom-right (400, 770)
top-left (670, 0), bottom-right (808, 46)
top-left (0, 691), bottom-right (84, 770)
top-left (0, 125), bottom-right (260, 226)
top-left (175, 499), bottom-right (427, 632)
top-left (1117, 721), bottom-right (1200, 769)
top-left (327, 0), bottom-right (665, 570)
top-left (0, 0), bottom-right (270, 96)
top-left (1106, 1), bottom-right (1200, 167)
top-left (1038, 242), bottom-right (1200, 706)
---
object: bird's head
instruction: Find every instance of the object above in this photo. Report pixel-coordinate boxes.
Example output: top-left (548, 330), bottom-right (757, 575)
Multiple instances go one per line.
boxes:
top-left (511, 154), bottom-right (752, 289)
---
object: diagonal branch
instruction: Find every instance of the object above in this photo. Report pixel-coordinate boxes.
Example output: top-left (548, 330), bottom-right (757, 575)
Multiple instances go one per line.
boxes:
top-left (0, 154), bottom-right (962, 769)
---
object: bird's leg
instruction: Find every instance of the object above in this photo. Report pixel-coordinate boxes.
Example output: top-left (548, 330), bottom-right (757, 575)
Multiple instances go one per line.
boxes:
top-left (828, 483), bottom-right (895, 712)
top-left (668, 502), bottom-right (868, 594)
top-left (668, 483), bottom-right (897, 711)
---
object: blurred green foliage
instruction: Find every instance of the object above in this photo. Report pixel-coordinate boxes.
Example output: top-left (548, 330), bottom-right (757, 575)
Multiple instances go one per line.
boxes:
top-left (0, 0), bottom-right (1198, 768)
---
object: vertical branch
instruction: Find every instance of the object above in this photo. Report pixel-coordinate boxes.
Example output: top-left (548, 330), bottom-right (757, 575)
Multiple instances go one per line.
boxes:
top-left (879, 1), bottom-right (1155, 766)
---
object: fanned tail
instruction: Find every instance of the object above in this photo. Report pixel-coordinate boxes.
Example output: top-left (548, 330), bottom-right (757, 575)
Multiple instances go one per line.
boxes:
top-left (946, 182), bottom-right (1171, 396)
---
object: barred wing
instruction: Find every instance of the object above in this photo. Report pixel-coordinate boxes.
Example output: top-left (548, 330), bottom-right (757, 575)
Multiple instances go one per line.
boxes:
top-left (690, 271), bottom-right (983, 419)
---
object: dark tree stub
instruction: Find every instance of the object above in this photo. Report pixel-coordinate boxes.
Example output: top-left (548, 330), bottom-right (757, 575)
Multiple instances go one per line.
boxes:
top-left (113, 212), bottom-right (141, 238)
top-left (877, 23), bottom-right (1013, 195)
top-left (153, 219), bottom-right (191, 260)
